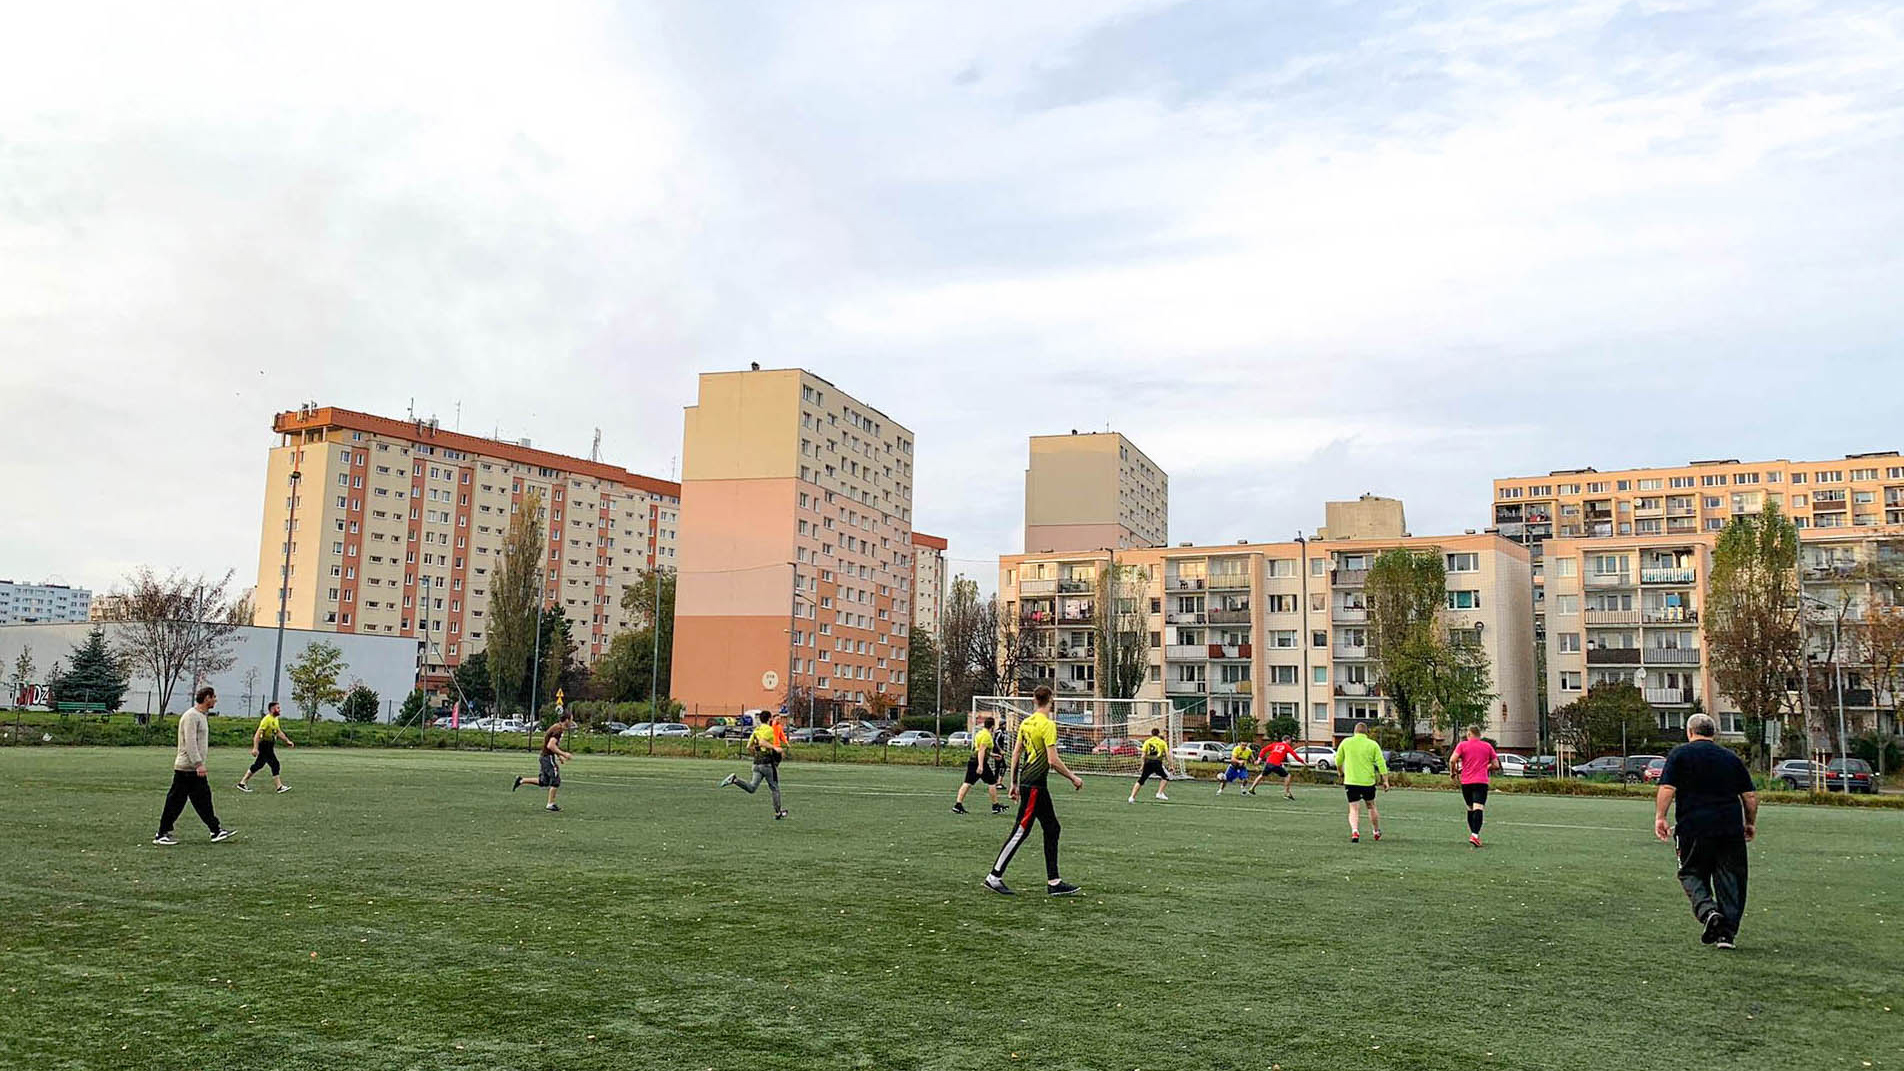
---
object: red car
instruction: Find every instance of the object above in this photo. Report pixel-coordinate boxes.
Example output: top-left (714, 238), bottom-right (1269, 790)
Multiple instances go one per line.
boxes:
top-left (1092, 737), bottom-right (1140, 756)
top-left (1642, 757), bottom-right (1667, 783)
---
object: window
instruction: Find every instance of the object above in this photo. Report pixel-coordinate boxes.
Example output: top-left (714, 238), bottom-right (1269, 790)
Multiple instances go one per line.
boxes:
top-left (1559, 672), bottom-right (1582, 692)
top-left (1312, 630), bottom-right (1328, 648)
top-left (1445, 590), bottom-right (1481, 610)
top-left (1266, 665), bottom-right (1298, 685)
top-left (1553, 558), bottom-right (1577, 577)
top-left (1553, 594), bottom-right (1579, 615)
top-left (1313, 665), bottom-right (1328, 684)
top-left (1558, 633), bottom-right (1581, 653)
top-left (1266, 559), bottom-right (1295, 578)
top-left (1445, 552), bottom-right (1479, 573)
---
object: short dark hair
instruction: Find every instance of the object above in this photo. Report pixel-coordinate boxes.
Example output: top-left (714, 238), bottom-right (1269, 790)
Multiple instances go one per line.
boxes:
top-left (1150, 727), bottom-right (1160, 736)
top-left (1032, 685), bottom-right (1053, 706)
top-left (194, 686), bottom-right (216, 704)
top-left (1281, 734), bottom-right (1293, 742)
top-left (983, 716), bottom-right (995, 729)
top-left (267, 702), bottom-right (280, 714)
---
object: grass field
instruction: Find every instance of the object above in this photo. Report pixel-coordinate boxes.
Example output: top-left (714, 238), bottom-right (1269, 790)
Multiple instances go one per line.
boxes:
top-left (1, 748), bottom-right (1898, 1071)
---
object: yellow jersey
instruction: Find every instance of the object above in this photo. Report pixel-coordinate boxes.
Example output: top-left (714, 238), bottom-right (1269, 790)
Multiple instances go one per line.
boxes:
top-left (1015, 713), bottom-right (1057, 785)
top-left (1141, 735), bottom-right (1168, 760)
top-left (749, 723), bottom-right (780, 754)
top-left (1231, 743), bottom-right (1252, 763)
top-left (973, 727), bottom-right (995, 756)
top-left (257, 713), bottom-right (281, 738)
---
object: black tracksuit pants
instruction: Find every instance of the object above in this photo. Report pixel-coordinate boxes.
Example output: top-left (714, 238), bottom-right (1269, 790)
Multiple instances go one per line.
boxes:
top-left (992, 782), bottom-right (1061, 881)
top-left (1676, 832), bottom-right (1748, 935)
top-left (159, 770), bottom-right (222, 836)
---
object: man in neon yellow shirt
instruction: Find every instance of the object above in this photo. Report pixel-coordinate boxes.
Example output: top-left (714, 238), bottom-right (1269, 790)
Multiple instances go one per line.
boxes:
top-left (1127, 728), bottom-right (1172, 803)
top-left (1333, 721), bottom-right (1390, 843)
top-left (720, 716), bottom-right (787, 819)
top-left (236, 701), bottom-right (295, 794)
top-left (954, 716), bottom-right (1003, 815)
top-left (985, 686), bottom-right (1083, 896)
top-left (1216, 740), bottom-right (1254, 796)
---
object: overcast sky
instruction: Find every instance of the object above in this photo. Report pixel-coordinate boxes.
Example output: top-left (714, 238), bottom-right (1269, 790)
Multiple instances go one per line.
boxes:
top-left (4, 1), bottom-right (1902, 598)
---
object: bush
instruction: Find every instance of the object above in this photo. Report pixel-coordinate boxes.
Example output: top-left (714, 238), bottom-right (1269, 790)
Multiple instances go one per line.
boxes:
top-left (338, 685), bottom-right (380, 724)
top-left (398, 689), bottom-right (428, 725)
top-left (1850, 732), bottom-right (1902, 773)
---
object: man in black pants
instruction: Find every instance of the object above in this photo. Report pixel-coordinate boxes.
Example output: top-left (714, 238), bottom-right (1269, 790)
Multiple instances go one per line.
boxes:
top-left (1654, 712), bottom-right (1758, 949)
top-left (984, 686), bottom-right (1084, 896)
top-left (236, 701), bottom-right (294, 794)
top-left (154, 686), bottom-right (235, 845)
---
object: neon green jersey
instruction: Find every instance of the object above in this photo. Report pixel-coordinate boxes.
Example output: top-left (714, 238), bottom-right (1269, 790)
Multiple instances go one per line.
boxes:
top-left (1334, 734), bottom-right (1388, 787)
top-left (1141, 736), bottom-right (1168, 759)
top-left (1015, 713), bottom-right (1056, 785)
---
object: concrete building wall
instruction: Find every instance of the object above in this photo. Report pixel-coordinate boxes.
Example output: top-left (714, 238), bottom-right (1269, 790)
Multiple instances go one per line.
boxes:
top-left (0, 581), bottom-right (92, 625)
top-left (1024, 431), bottom-right (1167, 553)
top-left (911, 532), bottom-right (947, 639)
top-left (1318, 495), bottom-right (1408, 540)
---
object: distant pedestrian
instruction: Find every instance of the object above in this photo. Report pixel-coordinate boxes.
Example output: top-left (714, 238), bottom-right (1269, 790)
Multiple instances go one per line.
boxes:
top-left (235, 701), bottom-right (295, 794)
top-left (513, 712), bottom-right (575, 812)
top-left (722, 715), bottom-right (788, 819)
top-left (1449, 726), bottom-right (1501, 847)
top-left (153, 686), bottom-right (235, 845)
top-left (1654, 713), bottom-right (1757, 949)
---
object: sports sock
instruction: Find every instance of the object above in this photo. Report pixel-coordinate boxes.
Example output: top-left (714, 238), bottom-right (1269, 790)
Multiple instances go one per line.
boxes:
top-left (1467, 810), bottom-right (1482, 834)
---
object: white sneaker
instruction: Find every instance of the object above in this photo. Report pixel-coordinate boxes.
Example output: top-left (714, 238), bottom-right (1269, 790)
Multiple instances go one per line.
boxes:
top-left (1126, 796), bottom-right (1136, 804)
top-left (234, 782), bottom-right (252, 793)
top-left (1156, 793), bottom-right (1169, 801)
top-left (276, 784), bottom-right (291, 793)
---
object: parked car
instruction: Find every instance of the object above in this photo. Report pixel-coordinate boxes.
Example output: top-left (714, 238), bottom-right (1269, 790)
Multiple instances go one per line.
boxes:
top-left (646, 722), bottom-right (691, 738)
top-left (1641, 757), bottom-right (1667, 783)
top-left (947, 730), bottom-right (974, 748)
top-left (599, 721), bottom-right (630, 734)
top-left (1497, 753), bottom-right (1530, 778)
top-left (787, 727), bottom-right (835, 744)
top-left (618, 722), bottom-right (656, 737)
top-left (698, 723), bottom-right (747, 739)
top-left (1523, 755), bottom-right (1560, 778)
top-left (890, 730), bottom-right (939, 748)
top-left (849, 728), bottom-right (894, 746)
top-left (1172, 740), bottom-right (1227, 765)
top-left (1386, 749), bottom-right (1447, 774)
top-left (1570, 754), bottom-right (1666, 783)
top-left (1773, 758), bottom-right (1876, 793)
top-left (1293, 745), bottom-right (1335, 770)
top-left (1092, 737), bottom-right (1139, 757)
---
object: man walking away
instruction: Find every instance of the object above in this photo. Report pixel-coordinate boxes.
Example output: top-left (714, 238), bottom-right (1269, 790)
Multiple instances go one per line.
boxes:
top-left (955, 716), bottom-right (1003, 815)
top-left (1127, 728), bottom-right (1172, 803)
top-left (1655, 712), bottom-right (1757, 949)
top-left (1449, 726), bottom-right (1500, 847)
top-left (1333, 722), bottom-right (1389, 843)
top-left (721, 715), bottom-right (788, 819)
top-left (513, 712), bottom-right (575, 812)
top-left (1247, 735), bottom-right (1300, 800)
top-left (154, 687), bottom-right (235, 845)
top-left (236, 701), bottom-right (295, 794)
top-left (985, 686), bottom-right (1084, 896)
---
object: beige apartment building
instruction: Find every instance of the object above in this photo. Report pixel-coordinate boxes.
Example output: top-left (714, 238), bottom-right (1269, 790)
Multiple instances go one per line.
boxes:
top-left (670, 369), bottom-right (915, 719)
top-left (998, 531), bottom-right (1537, 748)
top-left (1317, 494), bottom-right (1408, 540)
top-left (1024, 431), bottom-right (1167, 553)
top-left (911, 532), bottom-right (947, 639)
top-left (254, 406), bottom-right (681, 692)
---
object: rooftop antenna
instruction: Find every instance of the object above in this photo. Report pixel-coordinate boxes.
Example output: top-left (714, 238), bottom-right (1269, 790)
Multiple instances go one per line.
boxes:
top-left (407, 397), bottom-right (415, 422)
top-left (455, 401), bottom-right (461, 432)
top-left (590, 427), bottom-right (603, 463)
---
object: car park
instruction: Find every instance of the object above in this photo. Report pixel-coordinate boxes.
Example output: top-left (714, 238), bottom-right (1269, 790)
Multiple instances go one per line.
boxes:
top-left (599, 721), bottom-right (630, 734)
top-left (1291, 745), bottom-right (1334, 770)
top-left (618, 722), bottom-right (655, 737)
top-left (788, 727), bottom-right (835, 744)
top-left (849, 728), bottom-right (894, 746)
top-left (648, 723), bottom-right (692, 738)
top-left (1773, 758), bottom-right (1876, 793)
top-left (1091, 737), bottom-right (1139, 756)
top-left (889, 730), bottom-right (938, 748)
top-left (1641, 757), bottom-right (1667, 783)
top-left (1523, 755), bottom-right (1560, 777)
top-left (1570, 754), bottom-right (1665, 783)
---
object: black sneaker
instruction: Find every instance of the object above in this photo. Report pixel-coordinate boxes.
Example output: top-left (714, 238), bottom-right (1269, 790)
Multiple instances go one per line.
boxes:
top-left (952, 803), bottom-right (968, 814)
top-left (210, 829), bottom-right (236, 843)
top-left (1702, 911), bottom-right (1726, 945)
top-left (983, 875), bottom-right (1014, 896)
top-left (234, 782), bottom-right (253, 793)
top-left (1047, 881), bottom-right (1082, 897)
top-left (991, 804), bottom-right (1006, 814)
top-left (1715, 934), bottom-right (1737, 950)
top-left (775, 810), bottom-right (789, 820)
top-left (153, 832), bottom-right (178, 846)
top-left (512, 776), bottom-right (523, 792)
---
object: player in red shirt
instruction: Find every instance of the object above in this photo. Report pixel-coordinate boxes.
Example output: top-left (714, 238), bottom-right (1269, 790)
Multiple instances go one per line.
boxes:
top-left (1449, 725), bottom-right (1502, 847)
top-left (1245, 734), bottom-right (1300, 800)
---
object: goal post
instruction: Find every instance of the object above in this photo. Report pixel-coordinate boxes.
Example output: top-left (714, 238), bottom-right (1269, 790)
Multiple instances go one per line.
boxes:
top-left (969, 695), bottom-right (1188, 779)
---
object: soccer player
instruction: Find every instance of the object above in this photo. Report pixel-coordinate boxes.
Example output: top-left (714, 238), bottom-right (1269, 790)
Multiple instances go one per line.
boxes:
top-left (235, 701), bottom-right (295, 794)
top-left (1127, 728), bottom-right (1172, 803)
top-left (1449, 725), bottom-right (1501, 847)
top-left (984, 685), bottom-right (1083, 896)
top-left (1216, 740), bottom-right (1254, 796)
top-left (1655, 712), bottom-right (1757, 949)
top-left (954, 715), bottom-right (1003, 815)
top-left (1333, 722), bottom-right (1389, 843)
top-left (1247, 734), bottom-right (1299, 800)
top-left (721, 715), bottom-right (788, 819)
top-left (513, 711), bottom-right (574, 812)
top-left (153, 686), bottom-right (235, 845)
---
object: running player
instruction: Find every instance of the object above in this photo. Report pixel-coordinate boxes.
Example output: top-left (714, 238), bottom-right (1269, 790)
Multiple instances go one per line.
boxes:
top-left (1246, 734), bottom-right (1299, 800)
top-left (954, 715), bottom-right (1003, 815)
top-left (984, 686), bottom-right (1083, 896)
top-left (1333, 722), bottom-right (1389, 843)
top-left (235, 701), bottom-right (294, 794)
top-left (721, 715), bottom-right (788, 819)
top-left (1127, 727), bottom-right (1172, 803)
top-left (512, 711), bottom-right (574, 812)
top-left (1449, 725), bottom-right (1501, 847)
top-left (1215, 740), bottom-right (1253, 796)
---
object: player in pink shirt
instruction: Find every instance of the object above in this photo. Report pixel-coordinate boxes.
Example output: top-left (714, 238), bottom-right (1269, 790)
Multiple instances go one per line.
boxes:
top-left (1449, 725), bottom-right (1501, 847)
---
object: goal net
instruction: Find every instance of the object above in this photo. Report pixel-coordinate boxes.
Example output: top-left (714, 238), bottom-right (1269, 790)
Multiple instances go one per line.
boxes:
top-left (969, 695), bottom-right (1188, 780)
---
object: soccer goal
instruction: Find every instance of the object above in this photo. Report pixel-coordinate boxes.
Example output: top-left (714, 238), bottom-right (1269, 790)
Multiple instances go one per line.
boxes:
top-left (969, 695), bottom-right (1188, 780)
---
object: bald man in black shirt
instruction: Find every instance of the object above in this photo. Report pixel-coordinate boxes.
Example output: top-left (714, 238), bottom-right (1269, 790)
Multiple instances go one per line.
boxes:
top-left (1654, 712), bottom-right (1758, 950)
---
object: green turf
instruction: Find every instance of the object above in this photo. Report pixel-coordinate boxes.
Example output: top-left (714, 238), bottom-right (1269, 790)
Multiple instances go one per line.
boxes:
top-left (1, 748), bottom-right (1898, 1071)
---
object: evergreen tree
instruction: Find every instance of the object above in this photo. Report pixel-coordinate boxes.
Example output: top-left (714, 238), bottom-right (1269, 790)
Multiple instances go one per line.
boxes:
top-left (338, 683), bottom-right (380, 723)
top-left (59, 627), bottom-right (130, 710)
top-left (488, 490), bottom-right (545, 714)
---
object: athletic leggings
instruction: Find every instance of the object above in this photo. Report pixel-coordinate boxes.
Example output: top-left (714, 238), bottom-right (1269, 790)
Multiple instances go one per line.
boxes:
top-left (735, 763), bottom-right (782, 810)
top-left (992, 783), bottom-right (1061, 881)
top-left (248, 742), bottom-right (280, 776)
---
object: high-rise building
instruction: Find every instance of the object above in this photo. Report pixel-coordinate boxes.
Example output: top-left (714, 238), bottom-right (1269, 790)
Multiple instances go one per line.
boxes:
top-left (670, 369), bottom-right (915, 719)
top-left (910, 532), bottom-right (947, 639)
top-left (0, 581), bottom-right (91, 625)
top-left (253, 406), bottom-right (680, 692)
top-left (998, 531), bottom-right (1536, 747)
top-left (1317, 494), bottom-right (1408, 540)
top-left (1023, 431), bottom-right (1167, 554)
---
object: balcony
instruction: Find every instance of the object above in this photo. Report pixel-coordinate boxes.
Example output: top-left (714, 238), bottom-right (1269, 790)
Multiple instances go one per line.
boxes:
top-left (1166, 577), bottom-right (1205, 592)
top-left (1165, 679), bottom-right (1208, 696)
top-left (1333, 606), bottom-right (1369, 623)
top-left (1055, 645), bottom-right (1096, 661)
top-left (1019, 579), bottom-right (1057, 596)
top-left (1842, 687), bottom-right (1876, 707)
top-left (1209, 573), bottom-right (1250, 590)
top-left (1057, 610), bottom-right (1096, 624)
top-left (1056, 679), bottom-right (1092, 694)
top-left (1335, 682), bottom-right (1374, 697)
top-left (1641, 568), bottom-right (1696, 585)
top-left (1019, 611), bottom-right (1055, 627)
top-left (1644, 647), bottom-right (1701, 665)
top-left (1643, 607), bottom-right (1698, 625)
top-left (1585, 573), bottom-right (1632, 588)
top-left (1585, 648), bottom-right (1642, 665)
top-left (1164, 644), bottom-right (1208, 660)
top-left (1056, 579), bottom-right (1092, 594)
top-left (1208, 608), bottom-right (1252, 624)
top-left (1335, 645), bottom-right (1370, 660)
top-left (1645, 687), bottom-right (1695, 706)
top-left (1209, 643), bottom-right (1252, 659)
top-left (1584, 609), bottom-right (1640, 626)
top-left (1210, 680), bottom-right (1250, 696)
top-left (1334, 569), bottom-right (1368, 587)
top-left (1167, 611), bottom-right (1207, 626)
top-left (1495, 522), bottom-right (1526, 538)
top-left (1803, 563), bottom-right (1859, 582)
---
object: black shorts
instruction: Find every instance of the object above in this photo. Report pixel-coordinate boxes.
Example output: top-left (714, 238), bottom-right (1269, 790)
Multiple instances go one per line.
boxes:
top-left (1265, 764), bottom-right (1288, 778)
top-left (964, 758), bottom-right (997, 786)
top-left (1137, 758), bottom-right (1170, 784)
top-left (538, 753), bottom-right (561, 788)
top-left (1345, 783), bottom-right (1377, 803)
top-left (1461, 783), bottom-right (1489, 806)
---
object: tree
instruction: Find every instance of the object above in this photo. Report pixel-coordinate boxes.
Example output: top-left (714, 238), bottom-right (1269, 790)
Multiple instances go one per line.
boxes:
top-left (1550, 683), bottom-right (1658, 759)
top-left (451, 650), bottom-right (495, 712)
top-left (1365, 549), bottom-right (1448, 730)
top-left (618, 567), bottom-right (677, 701)
top-left (1419, 635), bottom-right (1496, 737)
top-left (10, 644), bottom-right (34, 706)
top-left (533, 605), bottom-right (580, 713)
top-left (106, 568), bottom-right (243, 716)
top-left (592, 631), bottom-right (650, 703)
top-left (939, 577), bottom-right (993, 715)
top-left (398, 688), bottom-right (428, 725)
top-left (241, 666), bottom-right (261, 715)
top-left (488, 490), bottom-right (545, 714)
top-left (1707, 502), bottom-right (1802, 766)
top-left (907, 629), bottom-right (940, 714)
top-left (338, 682), bottom-right (380, 723)
top-left (287, 641), bottom-right (348, 722)
top-left (1096, 562), bottom-right (1149, 701)
top-left (57, 627), bottom-right (130, 711)
top-left (1859, 602), bottom-right (1904, 776)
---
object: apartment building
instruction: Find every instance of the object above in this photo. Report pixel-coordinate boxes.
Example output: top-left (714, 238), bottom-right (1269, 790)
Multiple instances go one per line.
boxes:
top-left (911, 532), bottom-right (947, 639)
top-left (1316, 494), bottom-right (1408, 540)
top-left (670, 369), bottom-right (915, 718)
top-left (0, 581), bottom-right (91, 625)
top-left (253, 406), bottom-right (681, 691)
top-left (998, 532), bottom-right (1536, 747)
top-left (1023, 431), bottom-right (1167, 553)
top-left (1799, 529), bottom-right (1904, 736)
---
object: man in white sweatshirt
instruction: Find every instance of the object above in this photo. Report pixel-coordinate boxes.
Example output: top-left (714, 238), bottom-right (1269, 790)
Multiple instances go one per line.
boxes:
top-left (154, 686), bottom-right (235, 845)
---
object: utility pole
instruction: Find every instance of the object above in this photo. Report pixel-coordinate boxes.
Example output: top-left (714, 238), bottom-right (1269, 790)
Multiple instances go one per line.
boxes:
top-left (1297, 532), bottom-right (1310, 747)
top-left (269, 468), bottom-right (302, 706)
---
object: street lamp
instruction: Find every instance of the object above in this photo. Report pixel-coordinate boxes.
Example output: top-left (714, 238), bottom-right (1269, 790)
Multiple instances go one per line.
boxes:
top-left (1798, 592), bottom-right (1851, 787)
top-left (269, 467), bottom-right (302, 709)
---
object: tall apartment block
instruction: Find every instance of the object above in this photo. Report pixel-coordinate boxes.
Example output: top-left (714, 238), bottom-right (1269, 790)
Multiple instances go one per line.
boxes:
top-left (998, 531), bottom-right (1536, 747)
top-left (911, 532), bottom-right (947, 639)
top-left (670, 369), bottom-right (915, 718)
top-left (0, 581), bottom-right (91, 625)
top-left (1023, 431), bottom-right (1167, 553)
top-left (254, 406), bottom-right (680, 691)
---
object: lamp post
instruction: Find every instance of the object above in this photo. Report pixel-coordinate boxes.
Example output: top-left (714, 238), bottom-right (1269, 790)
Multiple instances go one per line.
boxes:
top-left (269, 468), bottom-right (302, 707)
top-left (1296, 532), bottom-right (1310, 747)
